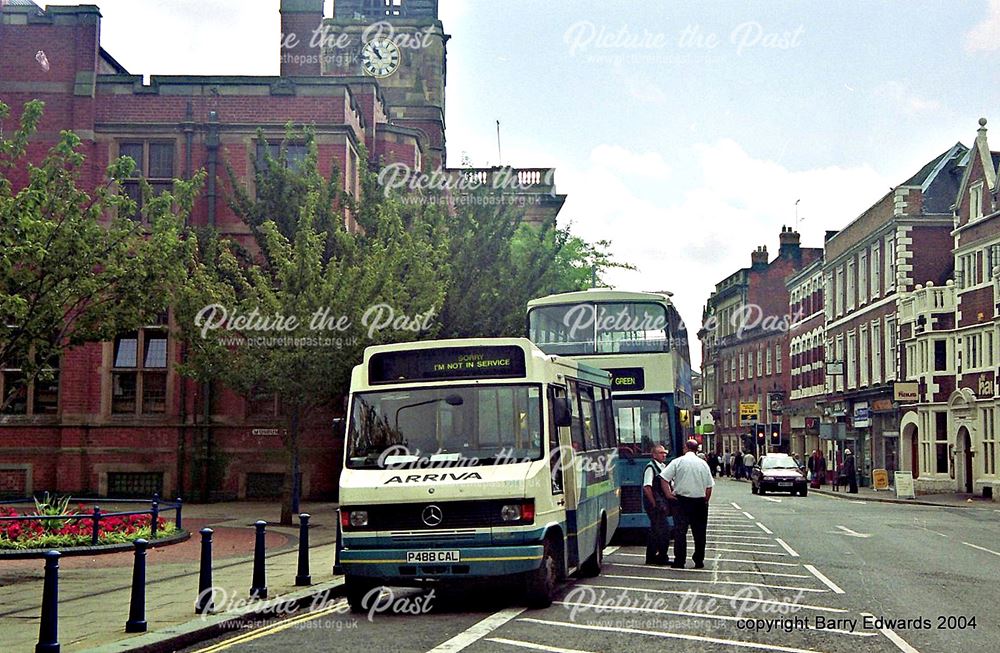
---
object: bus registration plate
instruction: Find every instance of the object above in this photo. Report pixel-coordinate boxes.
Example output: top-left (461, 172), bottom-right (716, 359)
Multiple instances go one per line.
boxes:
top-left (406, 550), bottom-right (460, 563)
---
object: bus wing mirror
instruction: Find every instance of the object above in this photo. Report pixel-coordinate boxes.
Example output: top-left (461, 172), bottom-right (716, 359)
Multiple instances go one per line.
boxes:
top-left (553, 397), bottom-right (572, 428)
top-left (332, 417), bottom-right (345, 437)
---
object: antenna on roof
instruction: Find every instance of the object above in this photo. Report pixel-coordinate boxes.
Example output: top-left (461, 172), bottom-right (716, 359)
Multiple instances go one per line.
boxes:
top-left (794, 199), bottom-right (803, 229)
top-left (496, 120), bottom-right (502, 166)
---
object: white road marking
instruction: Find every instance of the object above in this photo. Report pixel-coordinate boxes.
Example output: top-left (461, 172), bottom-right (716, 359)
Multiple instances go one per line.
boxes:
top-left (486, 637), bottom-right (595, 653)
top-left (774, 538), bottom-right (799, 557)
top-left (730, 502), bottom-right (742, 509)
top-left (860, 611), bottom-right (923, 653)
top-left (803, 564), bottom-right (845, 594)
top-left (518, 617), bottom-right (827, 653)
top-left (427, 606), bottom-right (526, 653)
top-left (576, 583), bottom-right (847, 613)
top-left (607, 563), bottom-right (810, 579)
top-left (553, 600), bottom-right (875, 638)
top-left (602, 573), bottom-right (825, 592)
top-left (756, 522), bottom-right (773, 535)
top-left (742, 511), bottom-right (756, 519)
top-left (762, 497), bottom-right (782, 503)
top-left (962, 541), bottom-right (1000, 557)
top-left (834, 525), bottom-right (872, 538)
top-left (849, 500), bottom-right (867, 504)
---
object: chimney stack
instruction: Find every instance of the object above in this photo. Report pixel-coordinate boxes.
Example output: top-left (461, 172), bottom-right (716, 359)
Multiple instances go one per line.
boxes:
top-left (779, 225), bottom-right (801, 258)
top-left (751, 245), bottom-right (769, 269)
top-left (280, 0), bottom-right (325, 77)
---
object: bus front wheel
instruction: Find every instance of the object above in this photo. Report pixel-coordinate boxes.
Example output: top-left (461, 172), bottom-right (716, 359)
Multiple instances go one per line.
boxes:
top-left (525, 540), bottom-right (559, 608)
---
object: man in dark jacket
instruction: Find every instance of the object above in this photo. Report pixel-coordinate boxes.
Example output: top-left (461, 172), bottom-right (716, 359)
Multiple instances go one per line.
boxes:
top-left (843, 448), bottom-right (858, 493)
top-left (642, 445), bottom-right (672, 564)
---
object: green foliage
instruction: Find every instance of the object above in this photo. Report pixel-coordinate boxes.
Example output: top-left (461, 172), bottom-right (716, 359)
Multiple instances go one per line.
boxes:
top-left (31, 492), bottom-right (73, 532)
top-left (175, 128), bottom-right (448, 522)
top-left (0, 99), bottom-right (201, 410)
top-left (436, 189), bottom-right (635, 339)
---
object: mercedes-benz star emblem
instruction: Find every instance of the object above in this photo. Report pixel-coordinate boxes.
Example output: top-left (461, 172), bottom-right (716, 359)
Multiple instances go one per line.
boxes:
top-left (422, 504), bottom-right (443, 527)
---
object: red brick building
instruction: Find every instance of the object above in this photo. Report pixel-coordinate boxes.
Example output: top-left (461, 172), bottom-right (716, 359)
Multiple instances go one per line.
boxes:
top-left (785, 257), bottom-right (825, 461)
top-left (700, 228), bottom-right (822, 459)
top-left (0, 0), bottom-right (564, 500)
top-left (822, 144), bottom-right (965, 486)
top-left (899, 120), bottom-right (999, 496)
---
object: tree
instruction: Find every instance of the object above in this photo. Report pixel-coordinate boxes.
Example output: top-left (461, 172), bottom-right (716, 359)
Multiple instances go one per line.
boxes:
top-left (436, 187), bottom-right (634, 339)
top-left (174, 132), bottom-right (447, 523)
top-left (0, 100), bottom-right (200, 411)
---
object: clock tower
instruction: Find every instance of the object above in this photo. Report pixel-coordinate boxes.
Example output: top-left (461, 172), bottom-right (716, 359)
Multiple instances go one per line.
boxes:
top-left (321, 0), bottom-right (449, 168)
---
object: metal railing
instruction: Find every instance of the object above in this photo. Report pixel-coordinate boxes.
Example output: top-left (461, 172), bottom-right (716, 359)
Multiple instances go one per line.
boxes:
top-left (0, 494), bottom-right (182, 546)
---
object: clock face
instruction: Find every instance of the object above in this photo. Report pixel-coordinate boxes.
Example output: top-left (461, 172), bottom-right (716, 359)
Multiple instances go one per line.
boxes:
top-left (361, 37), bottom-right (401, 78)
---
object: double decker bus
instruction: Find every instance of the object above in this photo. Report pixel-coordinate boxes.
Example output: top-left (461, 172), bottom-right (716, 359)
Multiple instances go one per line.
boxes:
top-left (338, 338), bottom-right (620, 610)
top-left (526, 289), bottom-right (693, 530)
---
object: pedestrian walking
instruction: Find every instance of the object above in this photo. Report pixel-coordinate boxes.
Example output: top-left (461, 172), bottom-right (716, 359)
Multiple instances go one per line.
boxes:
top-left (842, 448), bottom-right (858, 493)
top-left (660, 439), bottom-right (714, 569)
top-left (708, 452), bottom-right (719, 478)
top-left (642, 444), bottom-right (672, 565)
top-left (723, 451), bottom-right (732, 477)
top-left (742, 450), bottom-right (756, 479)
top-left (808, 449), bottom-right (826, 488)
top-left (733, 449), bottom-right (743, 479)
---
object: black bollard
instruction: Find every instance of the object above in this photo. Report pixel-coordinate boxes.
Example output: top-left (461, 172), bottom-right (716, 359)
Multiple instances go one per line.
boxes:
top-left (150, 500), bottom-right (159, 540)
top-left (250, 520), bottom-right (268, 599)
top-left (35, 550), bottom-right (60, 653)
top-left (175, 497), bottom-right (183, 531)
top-left (195, 528), bottom-right (214, 614)
top-left (295, 513), bottom-right (311, 586)
top-left (125, 539), bottom-right (148, 633)
top-left (90, 507), bottom-right (101, 546)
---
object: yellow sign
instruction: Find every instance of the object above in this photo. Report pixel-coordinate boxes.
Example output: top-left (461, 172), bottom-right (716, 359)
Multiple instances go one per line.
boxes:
top-left (679, 410), bottom-right (691, 427)
top-left (872, 468), bottom-right (889, 490)
top-left (739, 402), bottom-right (759, 425)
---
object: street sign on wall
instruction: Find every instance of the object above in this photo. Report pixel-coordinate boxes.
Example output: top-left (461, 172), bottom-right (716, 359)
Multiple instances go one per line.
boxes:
top-left (739, 402), bottom-right (759, 426)
top-left (894, 382), bottom-right (918, 402)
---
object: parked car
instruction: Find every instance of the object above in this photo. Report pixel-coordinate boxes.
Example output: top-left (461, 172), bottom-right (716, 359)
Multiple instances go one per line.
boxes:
top-left (751, 454), bottom-right (808, 496)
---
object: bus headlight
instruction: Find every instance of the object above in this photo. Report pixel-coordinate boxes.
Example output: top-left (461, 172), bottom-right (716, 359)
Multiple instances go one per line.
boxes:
top-left (500, 502), bottom-right (534, 523)
top-left (348, 510), bottom-right (368, 528)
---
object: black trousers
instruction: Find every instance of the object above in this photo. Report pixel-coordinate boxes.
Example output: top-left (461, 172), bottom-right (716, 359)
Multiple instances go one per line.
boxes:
top-left (645, 507), bottom-right (672, 563)
top-left (673, 496), bottom-right (709, 565)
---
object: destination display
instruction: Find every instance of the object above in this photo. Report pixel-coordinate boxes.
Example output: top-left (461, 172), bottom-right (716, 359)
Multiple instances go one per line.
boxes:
top-left (369, 345), bottom-right (527, 384)
top-left (608, 367), bottom-right (645, 391)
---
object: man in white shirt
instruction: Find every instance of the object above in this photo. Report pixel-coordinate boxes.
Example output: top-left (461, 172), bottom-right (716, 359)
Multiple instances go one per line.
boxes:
top-left (660, 439), bottom-right (715, 569)
top-left (642, 444), bottom-right (671, 565)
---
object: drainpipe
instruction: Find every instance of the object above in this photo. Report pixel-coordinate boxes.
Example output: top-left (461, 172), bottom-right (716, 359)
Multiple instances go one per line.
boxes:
top-left (200, 111), bottom-right (221, 499)
top-left (178, 101), bottom-right (195, 499)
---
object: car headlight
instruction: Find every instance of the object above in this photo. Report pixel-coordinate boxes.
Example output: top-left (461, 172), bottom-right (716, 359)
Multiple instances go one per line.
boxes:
top-left (349, 510), bottom-right (369, 527)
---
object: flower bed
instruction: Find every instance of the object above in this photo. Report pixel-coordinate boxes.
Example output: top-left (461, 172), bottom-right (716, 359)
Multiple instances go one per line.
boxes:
top-left (0, 504), bottom-right (177, 550)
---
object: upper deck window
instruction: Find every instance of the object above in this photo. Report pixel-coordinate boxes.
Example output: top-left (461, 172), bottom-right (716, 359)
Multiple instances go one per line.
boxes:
top-left (528, 302), bottom-right (671, 356)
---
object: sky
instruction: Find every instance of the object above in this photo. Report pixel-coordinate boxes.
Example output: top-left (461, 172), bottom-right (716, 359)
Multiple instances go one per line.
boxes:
top-left (35, 0), bottom-right (1000, 369)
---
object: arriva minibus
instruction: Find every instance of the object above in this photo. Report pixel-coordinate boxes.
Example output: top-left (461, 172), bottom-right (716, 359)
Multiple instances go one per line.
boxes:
top-left (338, 338), bottom-right (620, 610)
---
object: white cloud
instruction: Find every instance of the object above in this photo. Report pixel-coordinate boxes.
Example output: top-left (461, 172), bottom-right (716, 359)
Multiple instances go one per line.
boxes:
top-left (873, 81), bottom-right (941, 116)
top-left (966, 0), bottom-right (1000, 51)
top-left (553, 140), bottom-right (891, 370)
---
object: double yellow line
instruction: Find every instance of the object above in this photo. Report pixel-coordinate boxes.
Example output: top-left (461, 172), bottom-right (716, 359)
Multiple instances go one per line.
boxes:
top-left (192, 596), bottom-right (352, 652)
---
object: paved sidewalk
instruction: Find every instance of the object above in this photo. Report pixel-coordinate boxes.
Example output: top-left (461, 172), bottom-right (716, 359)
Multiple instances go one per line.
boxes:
top-left (0, 501), bottom-right (344, 653)
top-left (717, 474), bottom-right (998, 508)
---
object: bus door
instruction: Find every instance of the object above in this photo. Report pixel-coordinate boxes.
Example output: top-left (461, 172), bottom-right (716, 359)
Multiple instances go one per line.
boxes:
top-left (549, 383), bottom-right (582, 569)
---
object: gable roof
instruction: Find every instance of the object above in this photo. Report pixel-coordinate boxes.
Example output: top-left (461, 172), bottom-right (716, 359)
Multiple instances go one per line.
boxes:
top-left (954, 119), bottom-right (998, 216)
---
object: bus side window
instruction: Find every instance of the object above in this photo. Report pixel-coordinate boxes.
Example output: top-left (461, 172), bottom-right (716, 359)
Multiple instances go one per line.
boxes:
top-left (548, 386), bottom-right (565, 494)
top-left (568, 380), bottom-right (586, 451)
top-left (579, 384), bottom-right (600, 451)
top-left (599, 387), bottom-right (617, 448)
